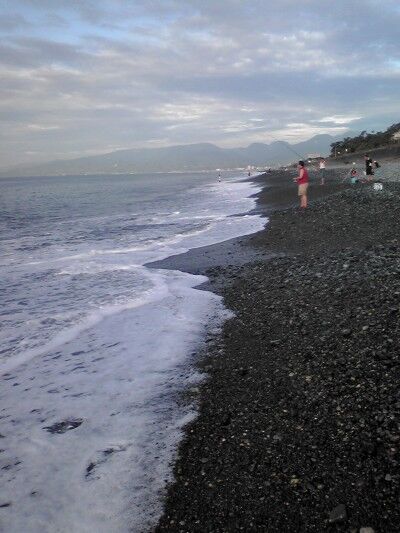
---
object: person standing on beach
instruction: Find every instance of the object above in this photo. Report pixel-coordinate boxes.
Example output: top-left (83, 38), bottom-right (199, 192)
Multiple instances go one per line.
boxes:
top-left (294, 160), bottom-right (309, 209)
top-left (365, 154), bottom-right (374, 180)
top-left (319, 158), bottom-right (326, 185)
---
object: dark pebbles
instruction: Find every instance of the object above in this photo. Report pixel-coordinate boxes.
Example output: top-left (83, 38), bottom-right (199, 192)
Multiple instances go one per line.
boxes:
top-left (155, 180), bottom-right (400, 532)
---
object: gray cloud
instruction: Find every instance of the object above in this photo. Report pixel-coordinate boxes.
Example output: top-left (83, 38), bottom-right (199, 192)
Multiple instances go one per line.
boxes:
top-left (0, 0), bottom-right (399, 168)
top-left (0, 12), bottom-right (29, 30)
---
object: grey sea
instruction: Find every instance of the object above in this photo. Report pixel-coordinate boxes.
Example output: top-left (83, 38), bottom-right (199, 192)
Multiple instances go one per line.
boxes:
top-left (0, 172), bottom-right (264, 532)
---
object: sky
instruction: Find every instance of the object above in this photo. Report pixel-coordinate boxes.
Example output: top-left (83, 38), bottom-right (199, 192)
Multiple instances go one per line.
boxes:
top-left (1, 0), bottom-right (400, 168)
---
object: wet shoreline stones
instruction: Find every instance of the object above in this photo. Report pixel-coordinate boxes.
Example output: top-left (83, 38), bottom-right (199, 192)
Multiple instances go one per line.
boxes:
top-left (154, 181), bottom-right (400, 532)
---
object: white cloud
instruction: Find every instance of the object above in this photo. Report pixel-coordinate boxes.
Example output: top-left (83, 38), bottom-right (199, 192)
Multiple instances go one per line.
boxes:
top-left (26, 124), bottom-right (60, 130)
top-left (0, 0), bottom-right (399, 167)
top-left (315, 115), bottom-right (363, 125)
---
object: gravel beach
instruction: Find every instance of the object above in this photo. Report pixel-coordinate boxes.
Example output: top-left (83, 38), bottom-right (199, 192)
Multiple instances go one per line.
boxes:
top-left (153, 169), bottom-right (400, 532)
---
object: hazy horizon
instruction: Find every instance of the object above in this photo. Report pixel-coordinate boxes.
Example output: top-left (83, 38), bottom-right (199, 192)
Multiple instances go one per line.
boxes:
top-left (1, 1), bottom-right (400, 169)
top-left (0, 132), bottom-right (335, 169)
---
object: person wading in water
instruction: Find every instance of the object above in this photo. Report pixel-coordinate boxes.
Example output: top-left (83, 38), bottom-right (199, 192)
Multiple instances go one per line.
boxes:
top-left (294, 160), bottom-right (309, 209)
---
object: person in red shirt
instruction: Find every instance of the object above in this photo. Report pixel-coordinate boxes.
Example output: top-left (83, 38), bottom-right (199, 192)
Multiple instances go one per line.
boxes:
top-left (294, 160), bottom-right (309, 209)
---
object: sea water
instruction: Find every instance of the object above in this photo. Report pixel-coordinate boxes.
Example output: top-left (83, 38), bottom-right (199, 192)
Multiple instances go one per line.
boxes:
top-left (0, 172), bottom-right (265, 532)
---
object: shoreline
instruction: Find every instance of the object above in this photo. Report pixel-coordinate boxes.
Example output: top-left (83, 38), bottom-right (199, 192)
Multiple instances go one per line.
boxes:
top-left (151, 166), bottom-right (400, 532)
top-left (146, 168), bottom-right (349, 277)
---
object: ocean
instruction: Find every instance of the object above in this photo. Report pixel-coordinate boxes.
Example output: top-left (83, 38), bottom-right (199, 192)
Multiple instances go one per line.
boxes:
top-left (0, 171), bottom-right (265, 532)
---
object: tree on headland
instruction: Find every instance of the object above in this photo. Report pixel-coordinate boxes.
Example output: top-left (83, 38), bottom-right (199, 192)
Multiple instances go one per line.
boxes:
top-left (330, 122), bottom-right (400, 156)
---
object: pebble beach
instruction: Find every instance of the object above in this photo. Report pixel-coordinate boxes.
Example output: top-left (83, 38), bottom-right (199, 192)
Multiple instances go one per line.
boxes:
top-left (153, 164), bottom-right (400, 532)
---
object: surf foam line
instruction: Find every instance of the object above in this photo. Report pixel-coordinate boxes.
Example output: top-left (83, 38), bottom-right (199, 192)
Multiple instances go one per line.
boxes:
top-left (2, 177), bottom-right (266, 376)
top-left (0, 269), bottom-right (183, 376)
top-left (0, 270), bottom-right (231, 533)
top-left (0, 174), bottom-right (267, 532)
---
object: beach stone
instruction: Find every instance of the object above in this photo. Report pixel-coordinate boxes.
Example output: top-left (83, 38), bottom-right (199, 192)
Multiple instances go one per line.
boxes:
top-left (328, 504), bottom-right (347, 523)
top-left (155, 180), bottom-right (400, 532)
top-left (221, 414), bottom-right (231, 426)
top-left (43, 418), bottom-right (83, 434)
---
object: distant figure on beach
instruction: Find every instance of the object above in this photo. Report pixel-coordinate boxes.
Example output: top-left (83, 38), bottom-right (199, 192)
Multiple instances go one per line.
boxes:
top-left (218, 172), bottom-right (221, 182)
top-left (350, 166), bottom-right (359, 184)
top-left (365, 154), bottom-right (374, 180)
top-left (319, 158), bottom-right (326, 185)
top-left (294, 160), bottom-right (309, 209)
top-left (342, 164), bottom-right (359, 184)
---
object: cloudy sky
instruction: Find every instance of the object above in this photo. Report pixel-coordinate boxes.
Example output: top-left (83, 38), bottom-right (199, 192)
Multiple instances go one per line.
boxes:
top-left (1, 0), bottom-right (399, 168)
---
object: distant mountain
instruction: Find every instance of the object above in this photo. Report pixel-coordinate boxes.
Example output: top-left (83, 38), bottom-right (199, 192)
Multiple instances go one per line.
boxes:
top-left (0, 134), bottom-right (338, 177)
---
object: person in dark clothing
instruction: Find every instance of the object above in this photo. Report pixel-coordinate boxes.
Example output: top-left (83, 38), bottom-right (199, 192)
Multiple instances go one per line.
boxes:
top-left (365, 154), bottom-right (374, 180)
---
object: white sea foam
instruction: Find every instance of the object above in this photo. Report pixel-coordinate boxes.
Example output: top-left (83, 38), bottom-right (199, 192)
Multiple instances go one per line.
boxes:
top-left (0, 172), bottom-right (265, 532)
top-left (0, 268), bottom-right (168, 376)
top-left (0, 271), bottom-right (231, 533)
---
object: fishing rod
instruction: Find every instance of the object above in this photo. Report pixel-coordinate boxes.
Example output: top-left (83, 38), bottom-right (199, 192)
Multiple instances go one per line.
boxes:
top-left (263, 131), bottom-right (327, 175)
top-left (266, 131), bottom-right (307, 162)
top-left (253, 130), bottom-right (320, 173)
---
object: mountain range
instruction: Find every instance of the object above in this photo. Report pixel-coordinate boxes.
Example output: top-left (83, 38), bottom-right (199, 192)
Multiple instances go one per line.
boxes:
top-left (1, 134), bottom-right (340, 177)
